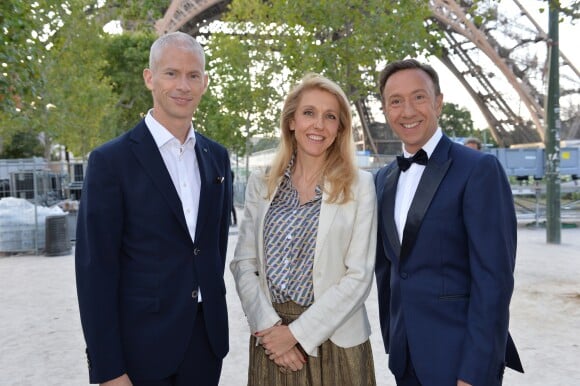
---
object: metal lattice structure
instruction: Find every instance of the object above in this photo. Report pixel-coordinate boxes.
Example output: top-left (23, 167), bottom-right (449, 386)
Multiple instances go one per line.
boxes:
top-left (429, 0), bottom-right (580, 147)
top-left (157, 0), bottom-right (580, 149)
top-left (155, 0), bottom-right (231, 36)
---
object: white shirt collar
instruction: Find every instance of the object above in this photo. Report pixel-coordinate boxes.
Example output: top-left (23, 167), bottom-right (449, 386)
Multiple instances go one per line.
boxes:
top-left (145, 109), bottom-right (196, 149)
top-left (403, 127), bottom-right (442, 158)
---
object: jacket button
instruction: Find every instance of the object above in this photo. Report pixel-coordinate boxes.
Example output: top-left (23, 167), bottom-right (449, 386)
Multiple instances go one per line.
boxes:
top-left (400, 272), bottom-right (408, 279)
top-left (193, 248), bottom-right (201, 256)
top-left (192, 290), bottom-right (198, 299)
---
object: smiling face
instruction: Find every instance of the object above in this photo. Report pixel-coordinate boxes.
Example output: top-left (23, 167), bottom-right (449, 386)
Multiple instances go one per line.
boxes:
top-left (143, 43), bottom-right (208, 134)
top-left (290, 88), bottom-right (340, 163)
top-left (382, 68), bottom-right (443, 154)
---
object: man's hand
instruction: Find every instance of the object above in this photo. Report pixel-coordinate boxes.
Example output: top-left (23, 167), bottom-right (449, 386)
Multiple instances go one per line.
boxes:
top-left (457, 380), bottom-right (472, 386)
top-left (101, 373), bottom-right (132, 386)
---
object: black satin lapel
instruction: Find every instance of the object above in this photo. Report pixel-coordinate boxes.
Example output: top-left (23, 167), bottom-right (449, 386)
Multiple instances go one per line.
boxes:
top-left (400, 158), bottom-right (452, 259)
top-left (381, 166), bottom-right (401, 256)
top-left (130, 126), bottom-right (188, 233)
top-left (506, 332), bottom-right (524, 372)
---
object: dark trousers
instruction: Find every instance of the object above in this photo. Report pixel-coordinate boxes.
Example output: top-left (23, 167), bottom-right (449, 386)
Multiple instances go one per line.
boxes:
top-left (132, 305), bottom-right (223, 386)
top-left (395, 345), bottom-right (422, 386)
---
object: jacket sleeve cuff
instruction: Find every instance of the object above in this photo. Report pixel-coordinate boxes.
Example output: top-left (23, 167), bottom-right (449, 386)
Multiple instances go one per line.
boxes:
top-left (288, 322), bottom-right (318, 357)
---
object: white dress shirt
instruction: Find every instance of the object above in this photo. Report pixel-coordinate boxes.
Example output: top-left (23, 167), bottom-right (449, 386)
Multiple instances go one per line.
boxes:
top-left (395, 128), bottom-right (443, 243)
top-left (145, 111), bottom-right (202, 300)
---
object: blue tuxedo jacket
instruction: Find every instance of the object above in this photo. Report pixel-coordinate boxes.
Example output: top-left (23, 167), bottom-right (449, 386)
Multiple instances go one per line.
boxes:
top-left (75, 120), bottom-right (231, 383)
top-left (375, 135), bottom-right (523, 386)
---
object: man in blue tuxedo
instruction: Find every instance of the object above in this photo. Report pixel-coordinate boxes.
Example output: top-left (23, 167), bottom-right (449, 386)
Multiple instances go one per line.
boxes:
top-left (374, 59), bottom-right (523, 386)
top-left (75, 32), bottom-right (231, 386)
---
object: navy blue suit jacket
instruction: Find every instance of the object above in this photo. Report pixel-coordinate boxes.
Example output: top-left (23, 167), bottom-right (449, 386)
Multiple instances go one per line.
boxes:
top-left (375, 135), bottom-right (522, 385)
top-left (75, 120), bottom-right (231, 383)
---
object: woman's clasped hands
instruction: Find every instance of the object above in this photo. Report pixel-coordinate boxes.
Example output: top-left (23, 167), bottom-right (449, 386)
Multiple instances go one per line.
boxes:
top-left (255, 324), bottom-right (307, 373)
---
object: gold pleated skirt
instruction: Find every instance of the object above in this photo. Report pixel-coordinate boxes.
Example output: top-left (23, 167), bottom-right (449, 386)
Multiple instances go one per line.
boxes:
top-left (247, 301), bottom-right (376, 386)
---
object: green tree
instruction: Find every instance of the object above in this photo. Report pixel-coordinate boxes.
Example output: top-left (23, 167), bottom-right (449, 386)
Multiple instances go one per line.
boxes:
top-left (205, 0), bottom-right (440, 149)
top-left (1, 0), bottom-right (120, 159)
top-left (1, 0), bottom-right (61, 156)
top-left (440, 102), bottom-right (475, 139)
top-left (100, 32), bottom-right (252, 153)
top-left (0, 127), bottom-right (43, 159)
top-left (100, 0), bottom-right (166, 32)
top-left (200, 33), bottom-right (283, 156)
top-left (103, 32), bottom-right (156, 133)
top-left (38, 0), bottom-right (119, 159)
top-left (439, 102), bottom-right (497, 147)
top-left (195, 86), bottom-right (250, 157)
top-left (0, 0), bottom-right (61, 114)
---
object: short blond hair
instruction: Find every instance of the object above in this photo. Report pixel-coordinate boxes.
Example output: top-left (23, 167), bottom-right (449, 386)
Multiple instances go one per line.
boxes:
top-left (149, 32), bottom-right (205, 71)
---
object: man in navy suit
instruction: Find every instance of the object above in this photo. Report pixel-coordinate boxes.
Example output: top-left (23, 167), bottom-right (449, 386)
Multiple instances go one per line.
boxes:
top-left (374, 59), bottom-right (523, 386)
top-left (75, 32), bottom-right (231, 386)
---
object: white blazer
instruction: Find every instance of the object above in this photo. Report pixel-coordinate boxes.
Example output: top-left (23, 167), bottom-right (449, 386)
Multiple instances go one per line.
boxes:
top-left (230, 168), bottom-right (377, 356)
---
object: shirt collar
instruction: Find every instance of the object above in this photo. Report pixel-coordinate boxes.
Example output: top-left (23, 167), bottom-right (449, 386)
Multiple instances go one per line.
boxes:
top-left (283, 154), bottom-right (296, 180)
top-left (145, 109), bottom-right (196, 149)
top-left (402, 127), bottom-right (442, 158)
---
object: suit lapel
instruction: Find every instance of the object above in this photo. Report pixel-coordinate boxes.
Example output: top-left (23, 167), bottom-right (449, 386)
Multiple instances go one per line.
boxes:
top-left (315, 191), bottom-right (339, 259)
top-left (193, 134), bottom-right (212, 243)
top-left (381, 165), bottom-right (401, 258)
top-left (400, 136), bottom-right (452, 260)
top-left (256, 177), bottom-right (279, 267)
top-left (129, 122), bottom-right (189, 234)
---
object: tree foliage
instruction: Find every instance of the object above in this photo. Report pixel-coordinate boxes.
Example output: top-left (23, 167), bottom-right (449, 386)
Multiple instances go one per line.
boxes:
top-left (0, 126), bottom-right (43, 159)
top-left (101, 0), bottom-right (166, 32)
top-left (0, 0), bottom-right (441, 159)
top-left (0, 0), bottom-right (121, 159)
top-left (439, 102), bottom-right (497, 146)
top-left (0, 0), bottom-right (61, 114)
top-left (1, 1), bottom-right (58, 158)
top-left (201, 29), bottom-right (285, 156)
top-left (103, 32), bottom-right (155, 132)
top-left (204, 0), bottom-right (440, 149)
top-left (2, 0), bottom-right (575, 160)
top-left (43, 0), bottom-right (121, 158)
top-left (537, 0), bottom-right (580, 19)
top-left (440, 102), bottom-right (475, 138)
top-left (99, 31), bottom-right (254, 154)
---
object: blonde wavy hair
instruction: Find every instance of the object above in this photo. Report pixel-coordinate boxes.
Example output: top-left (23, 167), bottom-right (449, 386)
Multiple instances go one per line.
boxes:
top-left (266, 73), bottom-right (357, 204)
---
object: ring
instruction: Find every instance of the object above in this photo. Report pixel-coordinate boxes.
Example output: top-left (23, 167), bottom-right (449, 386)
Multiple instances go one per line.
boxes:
top-left (265, 349), bottom-right (270, 355)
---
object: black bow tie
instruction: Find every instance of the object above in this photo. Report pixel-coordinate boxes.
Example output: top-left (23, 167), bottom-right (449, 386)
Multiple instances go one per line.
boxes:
top-left (397, 149), bottom-right (428, 172)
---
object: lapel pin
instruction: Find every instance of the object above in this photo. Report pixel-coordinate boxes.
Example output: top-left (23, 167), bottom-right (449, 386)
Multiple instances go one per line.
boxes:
top-left (215, 176), bottom-right (224, 184)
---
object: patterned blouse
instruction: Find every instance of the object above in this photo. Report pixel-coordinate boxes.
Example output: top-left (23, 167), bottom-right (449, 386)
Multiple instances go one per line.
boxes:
top-left (263, 160), bottom-right (322, 306)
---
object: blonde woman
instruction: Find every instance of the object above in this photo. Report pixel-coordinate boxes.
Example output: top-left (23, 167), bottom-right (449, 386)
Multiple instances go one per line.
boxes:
top-left (231, 74), bottom-right (377, 385)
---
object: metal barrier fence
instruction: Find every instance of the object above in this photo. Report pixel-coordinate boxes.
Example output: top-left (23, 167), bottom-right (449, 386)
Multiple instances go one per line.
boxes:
top-left (0, 158), bottom-right (85, 255)
top-left (485, 147), bottom-right (580, 179)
